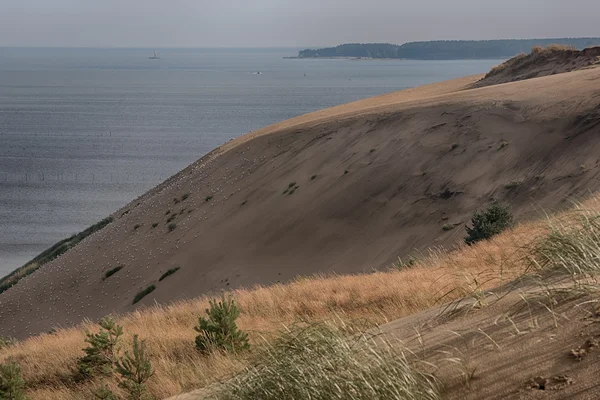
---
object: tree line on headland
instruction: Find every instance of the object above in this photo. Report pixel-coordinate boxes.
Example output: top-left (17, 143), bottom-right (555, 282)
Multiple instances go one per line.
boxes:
top-left (296, 38), bottom-right (600, 60)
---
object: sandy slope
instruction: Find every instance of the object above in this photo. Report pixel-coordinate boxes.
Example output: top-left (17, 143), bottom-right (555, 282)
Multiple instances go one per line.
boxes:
top-left (380, 280), bottom-right (600, 400)
top-left (2, 66), bottom-right (600, 338)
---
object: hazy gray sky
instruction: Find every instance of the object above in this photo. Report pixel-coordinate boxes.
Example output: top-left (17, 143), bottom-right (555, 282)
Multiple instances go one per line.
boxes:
top-left (2, 0), bottom-right (600, 47)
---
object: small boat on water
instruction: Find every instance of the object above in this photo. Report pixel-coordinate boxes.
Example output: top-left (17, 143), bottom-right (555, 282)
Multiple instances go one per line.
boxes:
top-left (149, 50), bottom-right (160, 60)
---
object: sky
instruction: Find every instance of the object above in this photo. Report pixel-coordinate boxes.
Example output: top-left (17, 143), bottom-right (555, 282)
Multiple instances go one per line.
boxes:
top-left (2, 0), bottom-right (600, 48)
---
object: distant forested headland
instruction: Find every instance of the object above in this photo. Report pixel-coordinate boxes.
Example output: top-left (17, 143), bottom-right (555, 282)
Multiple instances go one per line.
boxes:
top-left (294, 38), bottom-right (600, 60)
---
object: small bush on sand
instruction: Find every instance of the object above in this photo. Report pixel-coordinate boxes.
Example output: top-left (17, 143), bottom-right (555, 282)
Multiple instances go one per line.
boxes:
top-left (442, 224), bottom-right (454, 231)
top-left (465, 203), bottom-right (513, 245)
top-left (195, 294), bottom-right (249, 354)
top-left (220, 322), bottom-right (439, 400)
top-left (133, 286), bottom-right (156, 305)
top-left (159, 267), bottom-right (180, 282)
top-left (77, 317), bottom-right (123, 378)
top-left (104, 265), bottom-right (124, 279)
top-left (504, 180), bottom-right (522, 189)
top-left (115, 335), bottom-right (154, 400)
top-left (0, 358), bottom-right (27, 400)
top-left (167, 223), bottom-right (177, 232)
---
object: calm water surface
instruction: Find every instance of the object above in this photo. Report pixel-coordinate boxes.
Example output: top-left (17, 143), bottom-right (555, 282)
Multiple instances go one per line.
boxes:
top-left (0, 47), bottom-right (503, 276)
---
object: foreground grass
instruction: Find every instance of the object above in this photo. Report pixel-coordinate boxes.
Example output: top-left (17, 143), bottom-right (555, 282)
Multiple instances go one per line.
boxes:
top-left (5, 199), bottom-right (600, 399)
top-left (221, 322), bottom-right (440, 400)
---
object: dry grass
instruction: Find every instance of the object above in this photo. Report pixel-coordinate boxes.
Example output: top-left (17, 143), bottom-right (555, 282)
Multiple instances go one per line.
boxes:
top-left (3, 200), bottom-right (599, 399)
top-left (485, 43), bottom-right (579, 78)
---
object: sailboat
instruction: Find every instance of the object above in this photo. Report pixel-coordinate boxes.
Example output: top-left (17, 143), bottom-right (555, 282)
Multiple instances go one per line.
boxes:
top-left (149, 50), bottom-right (160, 60)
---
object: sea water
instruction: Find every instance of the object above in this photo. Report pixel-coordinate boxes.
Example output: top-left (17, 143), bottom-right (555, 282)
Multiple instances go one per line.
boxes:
top-left (0, 47), bottom-right (502, 276)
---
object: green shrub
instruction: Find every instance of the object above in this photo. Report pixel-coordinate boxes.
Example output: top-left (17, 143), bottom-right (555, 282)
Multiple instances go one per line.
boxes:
top-left (167, 223), bottom-right (177, 232)
top-left (450, 143), bottom-right (459, 151)
top-left (220, 323), bottom-right (439, 400)
top-left (133, 285), bottom-right (156, 305)
top-left (442, 224), bottom-right (454, 231)
top-left (158, 267), bottom-right (180, 282)
top-left (181, 193), bottom-right (190, 201)
top-left (104, 266), bottom-right (124, 279)
top-left (205, 196), bottom-right (213, 202)
top-left (115, 335), bottom-right (154, 400)
top-left (77, 317), bottom-right (123, 378)
top-left (310, 175), bottom-right (317, 180)
top-left (133, 224), bottom-right (141, 231)
top-left (151, 223), bottom-right (158, 229)
top-left (0, 358), bottom-right (27, 400)
top-left (464, 203), bottom-right (513, 245)
top-left (194, 294), bottom-right (249, 354)
top-left (504, 180), bottom-right (522, 189)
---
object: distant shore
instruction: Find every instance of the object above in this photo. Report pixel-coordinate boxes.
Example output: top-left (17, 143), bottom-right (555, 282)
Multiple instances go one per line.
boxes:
top-left (294, 38), bottom-right (600, 61)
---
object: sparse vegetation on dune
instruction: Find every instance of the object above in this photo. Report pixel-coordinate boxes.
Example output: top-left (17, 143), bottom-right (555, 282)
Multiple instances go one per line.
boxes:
top-left (4, 198), bottom-right (600, 399)
top-left (0, 207), bottom-right (545, 399)
top-left (0, 216), bottom-right (114, 295)
top-left (480, 43), bottom-right (600, 87)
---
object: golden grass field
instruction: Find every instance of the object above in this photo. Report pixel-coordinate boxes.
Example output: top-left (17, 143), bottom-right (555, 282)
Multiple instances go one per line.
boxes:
top-left (0, 199), bottom-right (565, 399)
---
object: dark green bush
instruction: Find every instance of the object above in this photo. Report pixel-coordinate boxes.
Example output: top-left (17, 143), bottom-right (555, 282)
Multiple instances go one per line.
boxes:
top-left (159, 268), bottom-right (180, 282)
top-left (464, 203), bottom-right (513, 245)
top-left (167, 223), bottom-right (177, 232)
top-left (104, 266), bottom-right (124, 279)
top-left (133, 285), bottom-right (156, 305)
top-left (194, 294), bottom-right (249, 354)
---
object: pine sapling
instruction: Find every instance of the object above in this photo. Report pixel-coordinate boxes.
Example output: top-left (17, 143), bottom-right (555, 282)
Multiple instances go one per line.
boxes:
top-left (0, 358), bottom-right (27, 400)
top-left (465, 203), bottom-right (513, 245)
top-left (77, 316), bottom-right (123, 378)
top-left (194, 293), bottom-right (249, 353)
top-left (115, 335), bottom-right (154, 400)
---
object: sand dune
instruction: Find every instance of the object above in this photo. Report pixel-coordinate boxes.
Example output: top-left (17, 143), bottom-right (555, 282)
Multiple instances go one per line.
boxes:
top-left (2, 62), bottom-right (600, 339)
